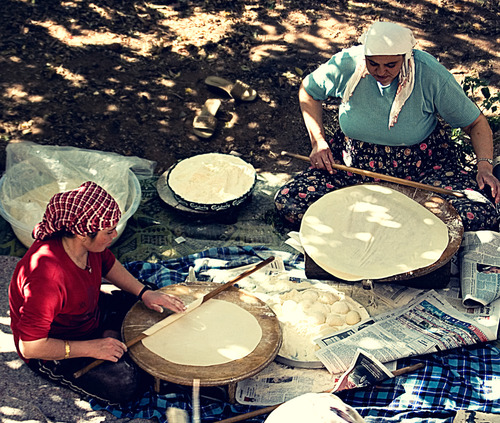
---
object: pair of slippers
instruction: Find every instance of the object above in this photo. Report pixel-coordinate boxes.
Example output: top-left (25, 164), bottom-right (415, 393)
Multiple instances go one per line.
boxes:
top-left (193, 76), bottom-right (257, 139)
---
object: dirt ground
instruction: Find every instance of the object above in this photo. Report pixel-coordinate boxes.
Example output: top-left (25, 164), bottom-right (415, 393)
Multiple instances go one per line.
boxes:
top-left (0, 0), bottom-right (498, 177)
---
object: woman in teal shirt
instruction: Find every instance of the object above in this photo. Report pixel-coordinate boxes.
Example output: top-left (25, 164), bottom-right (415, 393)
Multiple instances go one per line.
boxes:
top-left (275, 21), bottom-right (499, 232)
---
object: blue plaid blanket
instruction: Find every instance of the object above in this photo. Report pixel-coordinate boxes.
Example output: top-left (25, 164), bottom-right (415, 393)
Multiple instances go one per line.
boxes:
top-left (91, 246), bottom-right (500, 422)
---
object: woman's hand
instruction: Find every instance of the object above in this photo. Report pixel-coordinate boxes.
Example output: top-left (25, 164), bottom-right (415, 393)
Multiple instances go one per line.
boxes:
top-left (310, 139), bottom-right (335, 174)
top-left (477, 164), bottom-right (500, 203)
top-left (104, 260), bottom-right (186, 314)
top-left (464, 114), bottom-right (498, 202)
top-left (87, 337), bottom-right (128, 362)
top-left (141, 289), bottom-right (186, 314)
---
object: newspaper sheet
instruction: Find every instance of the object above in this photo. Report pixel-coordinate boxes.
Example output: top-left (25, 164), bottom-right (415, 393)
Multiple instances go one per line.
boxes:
top-left (235, 362), bottom-right (335, 406)
top-left (235, 351), bottom-right (396, 406)
top-left (314, 290), bottom-right (498, 374)
top-left (460, 231), bottom-right (500, 307)
top-left (331, 349), bottom-right (394, 392)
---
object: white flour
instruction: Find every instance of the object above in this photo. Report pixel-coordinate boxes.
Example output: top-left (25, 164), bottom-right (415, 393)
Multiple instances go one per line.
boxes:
top-left (167, 153), bottom-right (255, 204)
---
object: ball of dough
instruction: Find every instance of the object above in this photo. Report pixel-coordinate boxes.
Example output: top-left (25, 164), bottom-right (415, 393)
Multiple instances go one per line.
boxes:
top-left (301, 289), bottom-right (319, 302)
top-left (307, 311), bottom-right (326, 325)
top-left (318, 291), bottom-right (340, 305)
top-left (330, 300), bottom-right (350, 315)
top-left (297, 299), bottom-right (314, 311)
top-left (308, 302), bottom-right (329, 316)
top-left (326, 314), bottom-right (345, 327)
top-left (345, 310), bottom-right (361, 325)
top-left (281, 289), bottom-right (300, 301)
top-left (282, 300), bottom-right (298, 315)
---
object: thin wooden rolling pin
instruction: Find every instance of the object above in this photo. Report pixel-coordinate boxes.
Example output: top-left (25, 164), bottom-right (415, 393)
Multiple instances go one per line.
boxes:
top-left (281, 151), bottom-right (464, 198)
top-left (216, 363), bottom-right (425, 423)
top-left (73, 256), bottom-right (275, 379)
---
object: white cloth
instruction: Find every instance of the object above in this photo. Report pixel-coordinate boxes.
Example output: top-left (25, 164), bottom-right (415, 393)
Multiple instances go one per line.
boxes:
top-left (342, 21), bottom-right (417, 128)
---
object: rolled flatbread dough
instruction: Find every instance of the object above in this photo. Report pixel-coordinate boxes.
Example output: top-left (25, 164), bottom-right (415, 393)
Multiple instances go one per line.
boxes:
top-left (300, 184), bottom-right (449, 281)
top-left (142, 299), bottom-right (262, 366)
top-left (167, 153), bottom-right (256, 204)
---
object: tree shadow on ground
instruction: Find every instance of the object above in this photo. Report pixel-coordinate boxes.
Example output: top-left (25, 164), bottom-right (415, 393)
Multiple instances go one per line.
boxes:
top-left (0, 0), bottom-right (497, 175)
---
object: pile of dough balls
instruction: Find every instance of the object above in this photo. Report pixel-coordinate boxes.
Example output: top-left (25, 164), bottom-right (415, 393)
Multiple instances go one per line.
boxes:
top-left (268, 288), bottom-right (362, 362)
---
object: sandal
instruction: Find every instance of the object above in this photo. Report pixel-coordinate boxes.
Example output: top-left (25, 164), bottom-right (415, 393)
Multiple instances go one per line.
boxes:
top-left (192, 99), bottom-right (221, 138)
top-left (205, 76), bottom-right (257, 102)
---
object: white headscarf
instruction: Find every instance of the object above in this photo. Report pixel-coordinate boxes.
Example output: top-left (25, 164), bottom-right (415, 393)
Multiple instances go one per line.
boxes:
top-left (342, 22), bottom-right (417, 128)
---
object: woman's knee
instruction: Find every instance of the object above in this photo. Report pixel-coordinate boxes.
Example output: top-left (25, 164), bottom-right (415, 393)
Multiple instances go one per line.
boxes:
top-left (451, 196), bottom-right (499, 232)
top-left (79, 358), bottom-right (150, 404)
top-left (28, 356), bottom-right (149, 406)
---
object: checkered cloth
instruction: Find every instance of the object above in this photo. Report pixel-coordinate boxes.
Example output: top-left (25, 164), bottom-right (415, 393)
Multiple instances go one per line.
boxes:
top-left (34, 181), bottom-right (121, 240)
top-left (338, 343), bottom-right (500, 423)
top-left (90, 246), bottom-right (500, 422)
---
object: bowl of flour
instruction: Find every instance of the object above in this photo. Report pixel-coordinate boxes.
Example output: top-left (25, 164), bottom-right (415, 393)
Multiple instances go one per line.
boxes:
top-left (165, 153), bottom-right (256, 212)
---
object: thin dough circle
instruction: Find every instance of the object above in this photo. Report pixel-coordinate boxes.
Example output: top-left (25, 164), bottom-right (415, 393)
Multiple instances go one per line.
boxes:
top-left (167, 153), bottom-right (256, 204)
top-left (300, 184), bottom-right (449, 281)
top-left (142, 299), bottom-right (262, 366)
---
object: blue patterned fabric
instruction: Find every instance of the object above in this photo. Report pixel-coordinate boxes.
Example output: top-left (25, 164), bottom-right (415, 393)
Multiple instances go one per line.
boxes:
top-left (122, 245), bottom-right (298, 287)
top-left (90, 246), bottom-right (500, 422)
top-left (338, 343), bottom-right (500, 423)
top-left (92, 389), bottom-right (269, 422)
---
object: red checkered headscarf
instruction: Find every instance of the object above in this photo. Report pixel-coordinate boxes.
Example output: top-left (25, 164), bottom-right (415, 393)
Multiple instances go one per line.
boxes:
top-left (33, 181), bottom-right (122, 240)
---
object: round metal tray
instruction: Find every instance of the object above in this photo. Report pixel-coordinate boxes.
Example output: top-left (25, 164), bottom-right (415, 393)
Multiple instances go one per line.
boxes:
top-left (275, 355), bottom-right (324, 369)
top-left (303, 182), bottom-right (464, 285)
top-left (164, 154), bottom-right (257, 212)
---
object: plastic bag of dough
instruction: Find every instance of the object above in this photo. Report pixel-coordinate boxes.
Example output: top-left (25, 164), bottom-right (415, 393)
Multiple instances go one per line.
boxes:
top-left (0, 141), bottom-right (155, 237)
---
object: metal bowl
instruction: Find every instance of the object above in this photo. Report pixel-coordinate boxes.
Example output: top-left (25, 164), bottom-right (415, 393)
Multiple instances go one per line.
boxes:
top-left (165, 153), bottom-right (257, 212)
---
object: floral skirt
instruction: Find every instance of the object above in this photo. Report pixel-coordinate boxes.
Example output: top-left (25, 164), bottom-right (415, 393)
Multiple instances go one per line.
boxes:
top-left (275, 124), bottom-right (498, 232)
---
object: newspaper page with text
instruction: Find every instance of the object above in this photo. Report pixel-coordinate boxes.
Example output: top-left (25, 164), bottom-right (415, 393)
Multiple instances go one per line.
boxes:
top-left (331, 349), bottom-right (394, 392)
top-left (235, 362), bottom-right (335, 406)
top-left (460, 231), bottom-right (500, 307)
top-left (235, 351), bottom-right (396, 406)
top-left (314, 290), bottom-right (498, 374)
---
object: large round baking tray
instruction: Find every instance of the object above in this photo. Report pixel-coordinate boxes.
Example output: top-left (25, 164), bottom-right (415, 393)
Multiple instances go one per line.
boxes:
top-left (123, 283), bottom-right (282, 386)
top-left (302, 182), bottom-right (463, 284)
top-left (165, 153), bottom-right (257, 212)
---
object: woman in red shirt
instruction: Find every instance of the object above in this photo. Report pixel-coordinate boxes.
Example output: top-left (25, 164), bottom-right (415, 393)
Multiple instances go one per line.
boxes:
top-left (9, 181), bottom-right (185, 405)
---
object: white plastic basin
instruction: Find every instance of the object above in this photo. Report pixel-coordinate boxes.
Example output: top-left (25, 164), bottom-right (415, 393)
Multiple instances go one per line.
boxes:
top-left (0, 170), bottom-right (141, 248)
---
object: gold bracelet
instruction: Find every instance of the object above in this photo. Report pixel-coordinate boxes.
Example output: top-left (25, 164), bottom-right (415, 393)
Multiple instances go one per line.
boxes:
top-left (64, 340), bottom-right (71, 359)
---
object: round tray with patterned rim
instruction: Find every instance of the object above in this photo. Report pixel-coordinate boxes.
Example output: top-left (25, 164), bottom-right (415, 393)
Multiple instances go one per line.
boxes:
top-left (165, 153), bottom-right (257, 212)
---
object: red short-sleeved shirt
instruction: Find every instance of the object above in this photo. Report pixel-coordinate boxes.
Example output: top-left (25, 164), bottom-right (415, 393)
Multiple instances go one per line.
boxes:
top-left (9, 238), bottom-right (116, 361)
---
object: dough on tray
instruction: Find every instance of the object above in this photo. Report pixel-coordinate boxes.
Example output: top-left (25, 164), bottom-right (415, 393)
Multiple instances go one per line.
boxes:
top-left (167, 153), bottom-right (256, 204)
top-left (300, 184), bottom-right (449, 281)
top-left (142, 299), bottom-right (262, 366)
